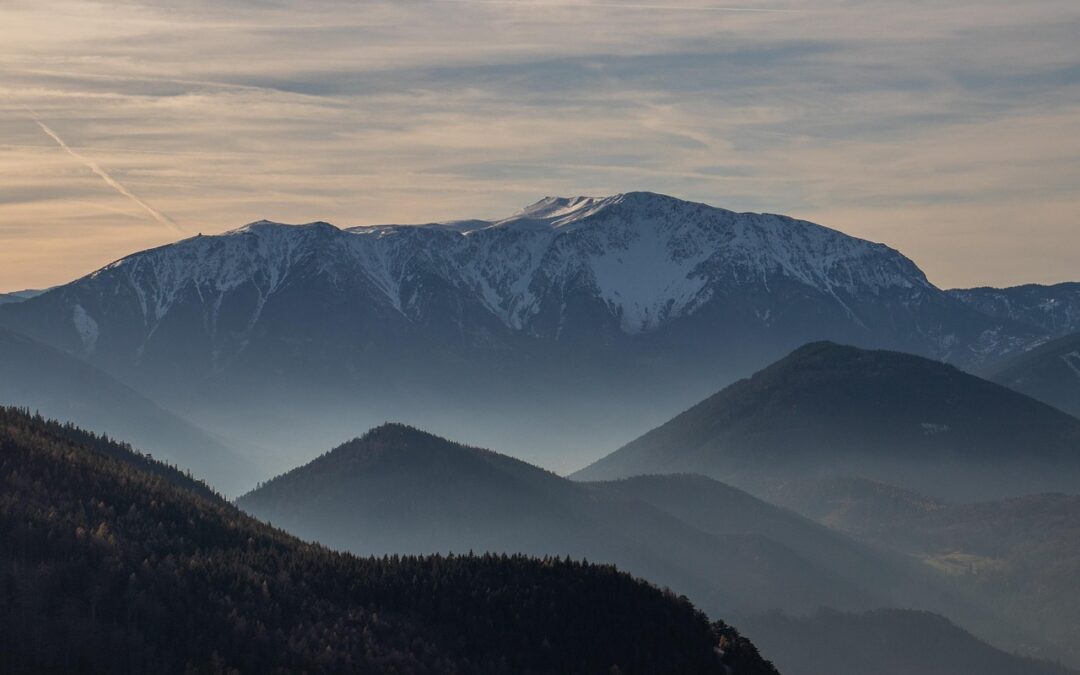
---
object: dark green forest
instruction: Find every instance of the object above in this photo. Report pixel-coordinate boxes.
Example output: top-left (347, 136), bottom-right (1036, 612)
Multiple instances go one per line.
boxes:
top-left (0, 407), bottom-right (778, 675)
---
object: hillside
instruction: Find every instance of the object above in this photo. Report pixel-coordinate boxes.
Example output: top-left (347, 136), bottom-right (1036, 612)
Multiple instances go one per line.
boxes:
top-left (987, 331), bottom-right (1080, 418)
top-left (237, 424), bottom-right (1051, 664)
top-left (0, 326), bottom-right (252, 495)
top-left (573, 342), bottom-right (1080, 499)
top-left (585, 475), bottom-right (975, 616)
top-left (772, 475), bottom-right (1080, 666)
top-left (0, 407), bottom-right (774, 675)
top-left (738, 609), bottom-right (1074, 675)
top-left (238, 423), bottom-right (884, 618)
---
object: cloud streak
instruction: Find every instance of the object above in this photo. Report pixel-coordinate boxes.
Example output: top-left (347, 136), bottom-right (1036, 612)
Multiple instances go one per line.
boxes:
top-left (31, 117), bottom-right (182, 233)
top-left (427, 0), bottom-right (801, 12)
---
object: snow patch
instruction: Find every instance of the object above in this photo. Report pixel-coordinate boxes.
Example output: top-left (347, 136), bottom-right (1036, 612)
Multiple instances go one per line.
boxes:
top-left (1062, 351), bottom-right (1080, 379)
top-left (72, 304), bottom-right (99, 353)
top-left (921, 422), bottom-right (952, 436)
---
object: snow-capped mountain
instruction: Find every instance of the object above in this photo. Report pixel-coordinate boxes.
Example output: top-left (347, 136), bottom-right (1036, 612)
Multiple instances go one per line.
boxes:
top-left (949, 283), bottom-right (1080, 340)
top-left (0, 192), bottom-right (1024, 362)
top-left (0, 192), bottom-right (1049, 471)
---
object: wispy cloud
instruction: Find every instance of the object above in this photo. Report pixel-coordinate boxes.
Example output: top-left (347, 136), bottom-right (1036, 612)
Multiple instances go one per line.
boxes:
top-left (427, 0), bottom-right (802, 12)
top-left (31, 117), bottom-right (182, 233)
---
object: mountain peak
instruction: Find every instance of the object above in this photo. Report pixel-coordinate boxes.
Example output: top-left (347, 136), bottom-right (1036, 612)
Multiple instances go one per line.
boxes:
top-left (268, 422), bottom-right (486, 484)
top-left (356, 421), bottom-right (444, 446)
top-left (498, 194), bottom-right (618, 229)
top-left (498, 191), bottom-right (715, 231)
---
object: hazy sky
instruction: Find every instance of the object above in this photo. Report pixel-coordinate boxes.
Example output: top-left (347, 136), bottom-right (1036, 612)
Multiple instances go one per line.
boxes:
top-left (1, 0), bottom-right (1078, 292)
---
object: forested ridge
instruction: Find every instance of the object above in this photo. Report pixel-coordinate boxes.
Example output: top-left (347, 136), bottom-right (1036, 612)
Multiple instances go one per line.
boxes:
top-left (0, 407), bottom-right (778, 674)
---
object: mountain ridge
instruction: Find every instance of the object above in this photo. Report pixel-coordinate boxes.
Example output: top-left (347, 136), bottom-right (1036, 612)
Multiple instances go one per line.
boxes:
top-left (949, 283), bottom-right (1080, 339)
top-left (238, 421), bottom-right (1046, 661)
top-left (1, 407), bottom-right (768, 675)
top-left (986, 330), bottom-right (1080, 418)
top-left (573, 341), bottom-right (1080, 499)
top-left (238, 422), bottom-right (898, 615)
top-left (0, 192), bottom-right (1059, 473)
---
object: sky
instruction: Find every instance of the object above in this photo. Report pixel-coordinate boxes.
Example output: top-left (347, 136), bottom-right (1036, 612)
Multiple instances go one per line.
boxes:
top-left (1, 0), bottom-right (1078, 293)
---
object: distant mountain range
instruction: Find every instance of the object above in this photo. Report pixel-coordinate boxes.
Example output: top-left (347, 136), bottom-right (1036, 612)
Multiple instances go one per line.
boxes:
top-left (237, 422), bottom-right (1066, 668)
top-left (573, 342), bottom-right (1080, 500)
top-left (0, 288), bottom-right (47, 305)
top-left (985, 331), bottom-right (1080, 418)
top-left (1, 407), bottom-right (774, 675)
top-left (2, 192), bottom-right (1076, 473)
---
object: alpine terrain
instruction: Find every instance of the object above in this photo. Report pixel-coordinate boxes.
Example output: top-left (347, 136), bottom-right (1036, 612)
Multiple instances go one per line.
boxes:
top-left (0, 192), bottom-right (1052, 474)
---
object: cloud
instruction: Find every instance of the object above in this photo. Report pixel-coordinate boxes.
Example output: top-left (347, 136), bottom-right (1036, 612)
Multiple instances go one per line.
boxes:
top-left (426, 0), bottom-right (801, 13)
top-left (0, 0), bottom-right (1078, 291)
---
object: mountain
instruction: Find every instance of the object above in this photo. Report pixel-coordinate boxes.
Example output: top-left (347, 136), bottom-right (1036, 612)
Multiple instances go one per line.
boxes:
top-left (986, 331), bottom-right (1080, 418)
top-left (950, 283), bottom-right (1080, 338)
top-left (0, 326), bottom-right (253, 495)
top-left (738, 609), bottom-right (1075, 675)
top-left (237, 423), bottom-right (888, 618)
top-left (573, 342), bottom-right (1080, 500)
top-left (580, 473), bottom-right (1032, 650)
top-left (772, 475), bottom-right (1080, 667)
top-left (0, 407), bottom-right (775, 675)
top-left (585, 474), bottom-right (942, 605)
top-left (238, 424), bottom-right (1045, 662)
top-left (0, 192), bottom-right (1041, 473)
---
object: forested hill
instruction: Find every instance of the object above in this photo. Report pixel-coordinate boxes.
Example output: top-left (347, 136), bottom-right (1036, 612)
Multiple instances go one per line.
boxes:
top-left (574, 342), bottom-right (1080, 499)
top-left (0, 406), bottom-right (778, 675)
top-left (0, 407), bottom-right (220, 501)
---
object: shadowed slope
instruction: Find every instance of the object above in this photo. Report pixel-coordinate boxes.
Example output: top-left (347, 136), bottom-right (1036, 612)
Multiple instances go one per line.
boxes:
top-left (772, 475), bottom-right (1080, 667)
top-left (739, 609), bottom-right (1074, 675)
top-left (238, 423), bottom-right (889, 617)
top-left (574, 342), bottom-right (1080, 499)
top-left (0, 407), bottom-right (771, 675)
top-left (988, 331), bottom-right (1080, 419)
top-left (0, 326), bottom-right (252, 495)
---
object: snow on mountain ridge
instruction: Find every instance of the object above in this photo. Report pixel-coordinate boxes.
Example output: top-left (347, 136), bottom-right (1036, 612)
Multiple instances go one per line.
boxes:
top-left (66, 194), bottom-right (935, 339)
top-left (74, 220), bottom-right (360, 362)
top-left (948, 283), bottom-right (1080, 339)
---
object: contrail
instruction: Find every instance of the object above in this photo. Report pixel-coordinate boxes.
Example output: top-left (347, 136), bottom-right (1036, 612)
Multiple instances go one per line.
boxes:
top-left (32, 118), bottom-right (183, 233)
